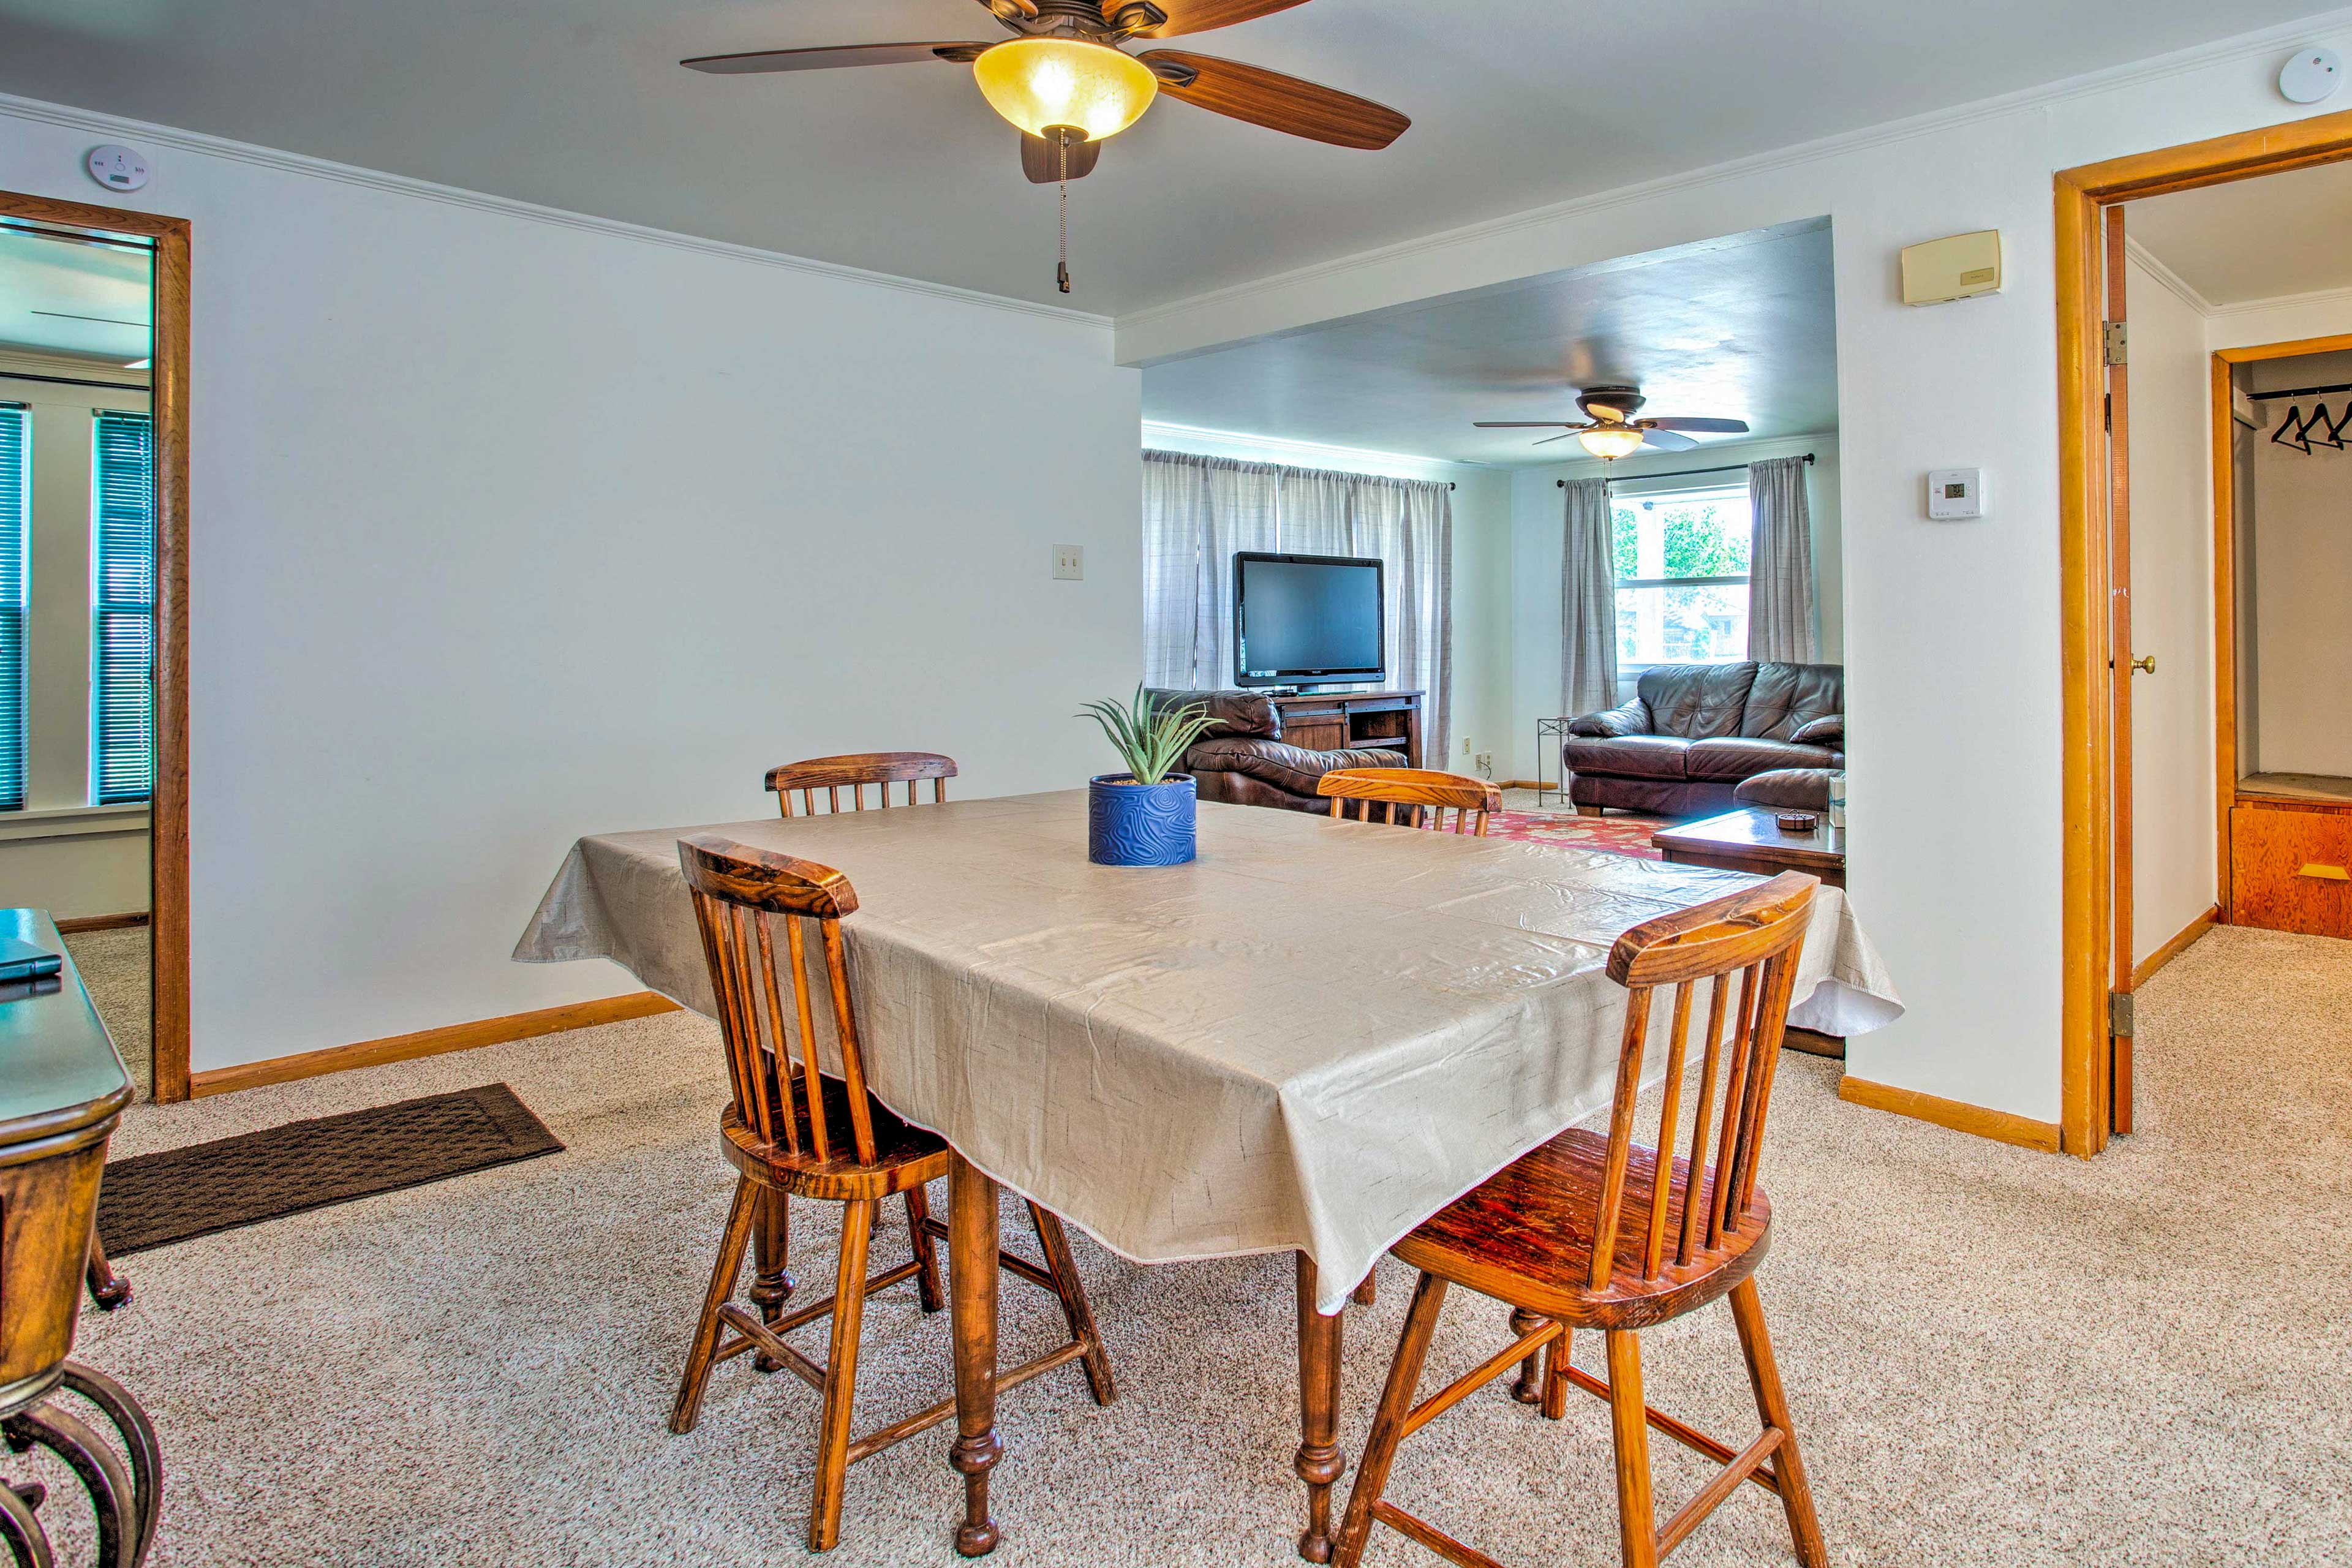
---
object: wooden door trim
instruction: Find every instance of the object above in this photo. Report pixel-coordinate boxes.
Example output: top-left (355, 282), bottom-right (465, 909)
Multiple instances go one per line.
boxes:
top-left (2054, 107), bottom-right (2352, 1157)
top-left (0, 189), bottom-right (192, 1102)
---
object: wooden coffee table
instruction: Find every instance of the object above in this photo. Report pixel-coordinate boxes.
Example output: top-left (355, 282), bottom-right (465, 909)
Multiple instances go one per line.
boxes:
top-left (1652, 806), bottom-right (1844, 889)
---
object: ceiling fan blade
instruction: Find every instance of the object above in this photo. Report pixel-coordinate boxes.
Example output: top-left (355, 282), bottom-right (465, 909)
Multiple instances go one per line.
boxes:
top-left (1138, 51), bottom-right (1409, 149)
top-left (1022, 132), bottom-right (1103, 184)
top-left (1473, 421), bottom-right (1577, 429)
top-left (1637, 428), bottom-right (1700, 453)
top-left (1644, 417), bottom-right (1751, 434)
top-left (681, 42), bottom-right (990, 74)
top-left (1533, 431), bottom-right (1586, 446)
top-left (1123, 0), bottom-right (1314, 37)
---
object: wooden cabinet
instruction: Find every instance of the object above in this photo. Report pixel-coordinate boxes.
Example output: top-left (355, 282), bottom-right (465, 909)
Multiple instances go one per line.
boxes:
top-left (2231, 801), bottom-right (2352, 938)
top-left (1269, 690), bottom-right (1422, 768)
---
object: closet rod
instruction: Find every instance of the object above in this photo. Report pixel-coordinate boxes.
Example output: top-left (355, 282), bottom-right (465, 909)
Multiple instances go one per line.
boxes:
top-left (2251, 382), bottom-right (2352, 401)
top-left (1556, 452), bottom-right (1813, 488)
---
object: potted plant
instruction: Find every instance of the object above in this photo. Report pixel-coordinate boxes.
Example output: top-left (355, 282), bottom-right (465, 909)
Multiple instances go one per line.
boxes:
top-left (1077, 685), bottom-right (1218, 866)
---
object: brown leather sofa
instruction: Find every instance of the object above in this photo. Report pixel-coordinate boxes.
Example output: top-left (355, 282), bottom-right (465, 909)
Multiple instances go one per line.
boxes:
top-left (1145, 688), bottom-right (1401, 813)
top-left (1562, 662), bottom-right (1843, 816)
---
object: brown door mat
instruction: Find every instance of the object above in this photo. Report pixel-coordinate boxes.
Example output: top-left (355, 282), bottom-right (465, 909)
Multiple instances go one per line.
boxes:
top-left (96, 1083), bottom-right (564, 1257)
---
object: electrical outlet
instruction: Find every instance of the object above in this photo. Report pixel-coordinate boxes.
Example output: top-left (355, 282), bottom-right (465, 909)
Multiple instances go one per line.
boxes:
top-left (1052, 545), bottom-right (1084, 581)
top-left (1462, 738), bottom-right (1472, 753)
top-left (1475, 752), bottom-right (1493, 777)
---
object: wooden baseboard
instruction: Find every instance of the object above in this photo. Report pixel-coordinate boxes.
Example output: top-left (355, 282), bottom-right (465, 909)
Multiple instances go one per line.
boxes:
top-left (189, 991), bottom-right (682, 1098)
top-left (1499, 779), bottom-right (1558, 793)
top-left (55, 911), bottom-right (151, 934)
top-left (1836, 1075), bottom-right (2064, 1153)
top-left (2130, 903), bottom-right (2218, 990)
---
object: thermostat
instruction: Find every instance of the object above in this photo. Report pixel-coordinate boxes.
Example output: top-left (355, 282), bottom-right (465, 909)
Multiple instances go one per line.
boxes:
top-left (86, 145), bottom-right (149, 192)
top-left (1926, 469), bottom-right (1986, 521)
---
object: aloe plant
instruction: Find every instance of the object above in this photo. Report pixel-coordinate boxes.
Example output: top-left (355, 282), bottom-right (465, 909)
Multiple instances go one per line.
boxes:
top-left (1077, 685), bottom-right (1219, 786)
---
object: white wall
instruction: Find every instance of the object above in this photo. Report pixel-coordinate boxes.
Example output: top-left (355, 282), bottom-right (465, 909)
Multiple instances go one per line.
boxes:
top-left (2120, 251), bottom-right (2217, 961)
top-left (1136, 423), bottom-right (1516, 775)
top-left (2245, 347), bottom-right (2352, 777)
top-left (1112, 14), bottom-right (2352, 1125)
top-left (0, 354), bottom-right (152, 919)
top-left (0, 99), bottom-right (1142, 1073)
top-left (1505, 433), bottom-right (1841, 781)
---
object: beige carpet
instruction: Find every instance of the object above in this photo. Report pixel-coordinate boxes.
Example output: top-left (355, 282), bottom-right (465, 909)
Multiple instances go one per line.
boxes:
top-left (61, 923), bottom-right (153, 1101)
top-left (38, 925), bottom-right (2352, 1566)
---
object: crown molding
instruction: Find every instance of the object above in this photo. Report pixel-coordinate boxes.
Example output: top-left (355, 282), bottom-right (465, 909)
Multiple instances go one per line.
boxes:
top-left (0, 345), bottom-right (153, 388)
top-left (1142, 420), bottom-right (1503, 482)
top-left (0, 89), bottom-right (1114, 334)
top-left (1116, 7), bottom-right (2352, 341)
top-left (2206, 279), bottom-right (2352, 321)
top-left (2122, 235), bottom-right (2216, 317)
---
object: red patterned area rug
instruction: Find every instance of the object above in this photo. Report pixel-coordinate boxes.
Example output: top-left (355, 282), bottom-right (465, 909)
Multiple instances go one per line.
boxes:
top-left (1487, 808), bottom-right (1672, 861)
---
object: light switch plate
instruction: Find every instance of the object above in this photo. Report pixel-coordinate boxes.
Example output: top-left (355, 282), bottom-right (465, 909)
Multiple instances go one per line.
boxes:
top-left (1052, 544), bottom-right (1084, 581)
top-left (1926, 468), bottom-right (1986, 520)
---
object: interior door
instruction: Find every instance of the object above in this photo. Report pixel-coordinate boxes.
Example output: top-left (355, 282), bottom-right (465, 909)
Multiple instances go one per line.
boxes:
top-left (2104, 205), bottom-right (2136, 1137)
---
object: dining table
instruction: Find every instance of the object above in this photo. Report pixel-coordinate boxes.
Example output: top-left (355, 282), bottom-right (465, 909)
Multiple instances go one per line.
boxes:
top-left (514, 788), bottom-right (1901, 1558)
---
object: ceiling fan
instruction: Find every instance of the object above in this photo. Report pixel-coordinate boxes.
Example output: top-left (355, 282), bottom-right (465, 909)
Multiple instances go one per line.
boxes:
top-left (682, 1), bottom-right (1409, 289)
top-left (1475, 387), bottom-right (1750, 459)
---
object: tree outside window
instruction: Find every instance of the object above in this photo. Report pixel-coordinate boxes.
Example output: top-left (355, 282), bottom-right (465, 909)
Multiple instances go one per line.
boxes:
top-left (1611, 485), bottom-right (1750, 665)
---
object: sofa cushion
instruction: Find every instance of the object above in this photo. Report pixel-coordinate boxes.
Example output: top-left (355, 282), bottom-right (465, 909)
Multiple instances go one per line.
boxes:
top-left (1790, 714), bottom-right (1843, 746)
top-left (1635, 663), bottom-right (1758, 739)
top-left (1564, 734), bottom-right (1691, 781)
top-left (1734, 769), bottom-right (1833, 811)
top-left (1144, 688), bottom-right (1280, 741)
top-left (1685, 736), bottom-right (1841, 782)
top-left (1187, 739), bottom-right (1400, 797)
top-left (1566, 698), bottom-right (1649, 738)
top-left (1740, 663), bottom-right (1844, 741)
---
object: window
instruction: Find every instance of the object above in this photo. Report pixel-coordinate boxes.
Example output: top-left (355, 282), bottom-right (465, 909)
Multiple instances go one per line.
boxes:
top-left (91, 410), bottom-right (153, 805)
top-left (0, 404), bottom-right (24, 810)
top-left (1611, 483), bottom-right (1751, 666)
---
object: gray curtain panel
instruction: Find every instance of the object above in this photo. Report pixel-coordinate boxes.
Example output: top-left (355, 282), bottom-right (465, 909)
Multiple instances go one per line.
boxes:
top-left (1746, 455), bottom-right (1819, 662)
top-left (1559, 477), bottom-right (1619, 720)
top-left (1142, 451), bottom-right (1453, 754)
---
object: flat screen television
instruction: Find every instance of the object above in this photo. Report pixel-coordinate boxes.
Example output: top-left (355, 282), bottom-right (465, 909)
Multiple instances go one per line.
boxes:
top-left (1232, 552), bottom-right (1386, 688)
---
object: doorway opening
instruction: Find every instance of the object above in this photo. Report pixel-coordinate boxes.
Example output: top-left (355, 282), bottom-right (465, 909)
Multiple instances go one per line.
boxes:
top-left (0, 188), bottom-right (190, 1101)
top-left (2056, 110), bottom-right (2352, 1156)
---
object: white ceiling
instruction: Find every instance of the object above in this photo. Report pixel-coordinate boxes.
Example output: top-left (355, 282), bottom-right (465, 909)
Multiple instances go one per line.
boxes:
top-left (0, 225), bottom-right (153, 361)
top-left (0, 0), bottom-right (2328, 315)
top-left (1144, 221), bottom-right (1837, 467)
top-left (2129, 156), bottom-right (2352, 306)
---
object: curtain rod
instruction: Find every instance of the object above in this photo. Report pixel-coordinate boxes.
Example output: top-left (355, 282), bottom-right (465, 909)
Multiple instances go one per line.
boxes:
top-left (1557, 453), bottom-right (1812, 488)
top-left (0, 369), bottom-right (149, 392)
top-left (2251, 382), bottom-right (2352, 401)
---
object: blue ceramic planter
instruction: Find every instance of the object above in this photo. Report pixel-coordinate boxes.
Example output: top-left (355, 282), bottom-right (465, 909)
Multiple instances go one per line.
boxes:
top-left (1088, 774), bottom-right (1197, 866)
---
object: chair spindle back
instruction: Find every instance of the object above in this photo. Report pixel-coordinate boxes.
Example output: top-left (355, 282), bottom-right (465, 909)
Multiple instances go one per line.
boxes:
top-left (1317, 767), bottom-right (1502, 836)
top-left (1586, 871), bottom-right (1817, 1290)
top-left (679, 835), bottom-right (878, 1167)
top-left (767, 752), bottom-right (956, 818)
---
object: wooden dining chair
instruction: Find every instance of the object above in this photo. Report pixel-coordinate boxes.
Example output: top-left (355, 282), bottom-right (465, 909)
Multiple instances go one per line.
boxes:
top-left (1317, 767), bottom-right (1502, 835)
top-left (1333, 871), bottom-right (1826, 1568)
top-left (668, 835), bottom-right (1115, 1553)
top-left (768, 752), bottom-right (956, 817)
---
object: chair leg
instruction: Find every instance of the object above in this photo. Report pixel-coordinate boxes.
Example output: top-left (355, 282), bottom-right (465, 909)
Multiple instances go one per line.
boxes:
top-left (1332, 1272), bottom-right (1449, 1568)
top-left (1509, 1306), bottom-right (1547, 1405)
top-left (86, 1235), bottom-right (131, 1310)
top-left (1729, 1278), bottom-right (1828, 1568)
top-left (807, 1197), bottom-right (876, 1553)
top-left (1604, 1329), bottom-right (1659, 1568)
top-left (750, 1188), bottom-right (794, 1372)
top-left (906, 1181), bottom-right (946, 1314)
top-left (1351, 1273), bottom-right (1377, 1308)
top-left (670, 1177), bottom-right (760, 1434)
top-left (1542, 1327), bottom-right (1571, 1420)
top-left (1027, 1202), bottom-right (1116, 1405)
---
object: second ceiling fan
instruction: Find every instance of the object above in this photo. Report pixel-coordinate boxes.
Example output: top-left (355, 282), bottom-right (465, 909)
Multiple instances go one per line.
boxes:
top-left (1476, 386), bottom-right (1749, 459)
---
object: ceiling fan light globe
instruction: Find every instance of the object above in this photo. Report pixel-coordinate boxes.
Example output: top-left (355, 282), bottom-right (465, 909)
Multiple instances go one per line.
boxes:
top-left (1575, 425), bottom-right (1646, 460)
top-left (973, 38), bottom-right (1158, 140)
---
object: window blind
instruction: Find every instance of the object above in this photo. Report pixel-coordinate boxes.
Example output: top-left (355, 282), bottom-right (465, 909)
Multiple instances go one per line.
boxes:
top-left (92, 410), bottom-right (154, 805)
top-left (0, 405), bottom-right (24, 811)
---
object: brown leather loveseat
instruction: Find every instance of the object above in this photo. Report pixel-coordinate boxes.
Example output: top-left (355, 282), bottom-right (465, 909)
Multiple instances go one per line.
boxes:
top-left (1562, 662), bottom-right (1843, 816)
top-left (1144, 688), bottom-right (1400, 813)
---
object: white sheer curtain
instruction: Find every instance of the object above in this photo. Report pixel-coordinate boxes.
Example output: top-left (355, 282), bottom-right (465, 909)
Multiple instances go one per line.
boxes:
top-left (1746, 456), bottom-right (1819, 662)
top-left (1559, 477), bottom-right (1619, 717)
top-left (1142, 452), bottom-right (1280, 687)
top-left (1142, 451), bottom-right (1453, 752)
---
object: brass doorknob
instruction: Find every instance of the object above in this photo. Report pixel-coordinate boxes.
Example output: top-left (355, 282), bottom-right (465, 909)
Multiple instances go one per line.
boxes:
top-left (2130, 654), bottom-right (2156, 674)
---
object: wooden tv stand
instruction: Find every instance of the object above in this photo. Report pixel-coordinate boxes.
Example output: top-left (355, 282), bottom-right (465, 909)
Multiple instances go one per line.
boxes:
top-left (1269, 690), bottom-right (1423, 769)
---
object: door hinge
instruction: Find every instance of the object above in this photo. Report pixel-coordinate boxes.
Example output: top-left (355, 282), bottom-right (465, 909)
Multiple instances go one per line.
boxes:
top-left (2103, 320), bottom-right (2129, 366)
top-left (2109, 990), bottom-right (2135, 1038)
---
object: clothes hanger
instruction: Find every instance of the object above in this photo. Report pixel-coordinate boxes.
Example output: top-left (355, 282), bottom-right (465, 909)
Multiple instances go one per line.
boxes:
top-left (2272, 402), bottom-right (2313, 453)
top-left (2308, 402), bottom-right (2345, 450)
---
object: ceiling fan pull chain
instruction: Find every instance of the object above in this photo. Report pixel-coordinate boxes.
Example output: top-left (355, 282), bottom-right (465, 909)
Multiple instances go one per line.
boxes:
top-left (1057, 132), bottom-right (1071, 295)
